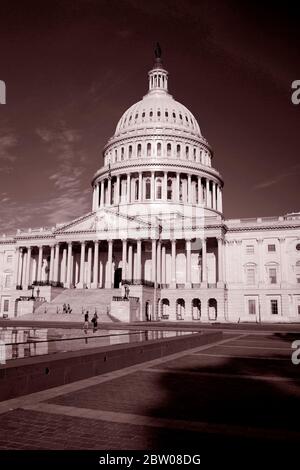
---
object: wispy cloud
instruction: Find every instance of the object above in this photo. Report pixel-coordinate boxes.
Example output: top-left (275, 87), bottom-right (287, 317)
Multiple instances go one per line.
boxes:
top-left (0, 129), bottom-right (18, 163)
top-left (253, 164), bottom-right (300, 190)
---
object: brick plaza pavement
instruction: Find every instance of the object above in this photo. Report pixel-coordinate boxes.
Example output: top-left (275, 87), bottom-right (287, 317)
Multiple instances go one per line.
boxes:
top-left (0, 329), bottom-right (300, 453)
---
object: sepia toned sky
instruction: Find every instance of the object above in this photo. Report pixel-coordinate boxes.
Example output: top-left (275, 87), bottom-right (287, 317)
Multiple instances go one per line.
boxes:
top-left (0, 0), bottom-right (300, 233)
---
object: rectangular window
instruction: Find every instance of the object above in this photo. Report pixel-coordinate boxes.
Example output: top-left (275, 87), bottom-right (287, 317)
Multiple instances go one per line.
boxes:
top-left (269, 268), bottom-right (277, 284)
top-left (268, 244), bottom-right (276, 252)
top-left (298, 305), bottom-right (300, 315)
top-left (4, 275), bottom-right (12, 288)
top-left (3, 299), bottom-right (9, 312)
top-left (246, 268), bottom-right (255, 285)
top-left (297, 276), bottom-right (300, 284)
top-left (246, 245), bottom-right (254, 254)
top-left (271, 299), bottom-right (278, 315)
top-left (6, 255), bottom-right (12, 263)
top-left (248, 299), bottom-right (256, 315)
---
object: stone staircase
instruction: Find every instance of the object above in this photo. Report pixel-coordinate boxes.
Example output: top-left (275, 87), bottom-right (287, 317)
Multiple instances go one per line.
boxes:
top-left (20, 288), bottom-right (122, 322)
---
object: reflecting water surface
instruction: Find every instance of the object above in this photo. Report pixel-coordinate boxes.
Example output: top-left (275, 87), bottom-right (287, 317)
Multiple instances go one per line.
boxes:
top-left (0, 327), bottom-right (196, 361)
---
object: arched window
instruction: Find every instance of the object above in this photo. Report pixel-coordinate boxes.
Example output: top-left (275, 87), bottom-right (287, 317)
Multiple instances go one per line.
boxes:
top-left (167, 178), bottom-right (173, 200)
top-left (157, 142), bottom-right (161, 157)
top-left (179, 179), bottom-right (183, 202)
top-left (179, 113), bottom-right (183, 122)
top-left (172, 112), bottom-right (176, 120)
top-left (185, 146), bottom-right (189, 158)
top-left (142, 111), bottom-right (145, 120)
top-left (157, 110), bottom-right (161, 119)
top-left (134, 179), bottom-right (139, 201)
top-left (165, 111), bottom-right (169, 119)
top-left (121, 147), bottom-right (124, 161)
top-left (145, 178), bottom-right (151, 200)
top-left (137, 144), bottom-right (141, 157)
top-left (135, 113), bottom-right (138, 121)
top-left (193, 148), bottom-right (196, 161)
top-left (128, 145), bottom-right (132, 159)
top-left (114, 149), bottom-right (117, 162)
top-left (147, 143), bottom-right (151, 157)
top-left (167, 143), bottom-right (171, 157)
top-left (176, 144), bottom-right (181, 158)
top-left (156, 178), bottom-right (162, 199)
top-left (149, 111), bottom-right (153, 119)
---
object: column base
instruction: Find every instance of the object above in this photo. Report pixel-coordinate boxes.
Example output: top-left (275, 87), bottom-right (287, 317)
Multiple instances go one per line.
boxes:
top-left (91, 283), bottom-right (98, 289)
top-left (77, 282), bottom-right (84, 288)
top-left (217, 281), bottom-right (225, 288)
top-left (185, 282), bottom-right (192, 288)
top-left (105, 283), bottom-right (113, 289)
top-left (170, 281), bottom-right (176, 289)
top-left (201, 281), bottom-right (208, 288)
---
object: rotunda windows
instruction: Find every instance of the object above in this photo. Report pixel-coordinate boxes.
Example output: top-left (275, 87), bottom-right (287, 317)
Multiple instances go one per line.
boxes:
top-left (185, 146), bottom-right (189, 159)
top-left (156, 178), bottom-right (162, 199)
top-left (157, 110), bottom-right (161, 119)
top-left (165, 111), bottom-right (168, 119)
top-left (176, 144), bottom-right (181, 158)
top-left (121, 147), bottom-right (124, 161)
top-left (137, 143), bottom-right (142, 157)
top-left (167, 178), bottom-right (173, 200)
top-left (145, 178), bottom-right (151, 200)
top-left (167, 143), bottom-right (171, 157)
top-left (128, 145), bottom-right (132, 159)
top-left (157, 142), bottom-right (161, 157)
top-left (147, 143), bottom-right (151, 157)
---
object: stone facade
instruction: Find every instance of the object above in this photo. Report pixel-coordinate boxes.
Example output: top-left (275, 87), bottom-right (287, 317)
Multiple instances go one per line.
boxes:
top-left (0, 55), bottom-right (299, 322)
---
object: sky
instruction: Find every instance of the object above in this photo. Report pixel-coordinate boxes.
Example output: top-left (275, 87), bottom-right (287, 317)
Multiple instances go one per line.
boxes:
top-left (0, 0), bottom-right (299, 234)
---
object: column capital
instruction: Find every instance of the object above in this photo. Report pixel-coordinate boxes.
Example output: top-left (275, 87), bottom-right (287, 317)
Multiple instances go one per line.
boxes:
top-left (279, 237), bottom-right (285, 244)
top-left (256, 238), bottom-right (263, 245)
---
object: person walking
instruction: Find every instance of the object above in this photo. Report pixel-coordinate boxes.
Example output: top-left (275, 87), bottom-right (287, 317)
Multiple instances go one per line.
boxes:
top-left (83, 311), bottom-right (89, 331)
top-left (91, 312), bottom-right (98, 331)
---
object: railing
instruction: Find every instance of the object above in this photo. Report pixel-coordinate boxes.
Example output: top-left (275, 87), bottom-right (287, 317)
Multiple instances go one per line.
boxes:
top-left (112, 296), bottom-right (140, 302)
top-left (32, 281), bottom-right (64, 288)
top-left (121, 279), bottom-right (155, 288)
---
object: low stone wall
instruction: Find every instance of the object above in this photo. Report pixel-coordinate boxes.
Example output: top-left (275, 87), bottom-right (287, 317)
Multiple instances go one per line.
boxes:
top-left (0, 331), bottom-right (222, 401)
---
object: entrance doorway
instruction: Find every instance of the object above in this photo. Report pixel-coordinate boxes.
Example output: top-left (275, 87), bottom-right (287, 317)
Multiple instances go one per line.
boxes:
top-left (114, 268), bottom-right (122, 288)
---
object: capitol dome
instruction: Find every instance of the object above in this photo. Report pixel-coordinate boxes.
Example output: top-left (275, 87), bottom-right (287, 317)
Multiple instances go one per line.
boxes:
top-left (114, 63), bottom-right (202, 139)
top-left (92, 51), bottom-right (223, 217)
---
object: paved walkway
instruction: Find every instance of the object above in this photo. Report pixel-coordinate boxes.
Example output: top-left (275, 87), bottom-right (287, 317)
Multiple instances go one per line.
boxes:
top-left (0, 330), bottom-right (299, 452)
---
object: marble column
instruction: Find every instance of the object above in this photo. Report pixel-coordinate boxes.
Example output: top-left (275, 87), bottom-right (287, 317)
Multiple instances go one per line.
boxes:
top-left (66, 242), bottom-right (73, 288)
top-left (17, 248), bottom-right (24, 287)
top-left (198, 176), bottom-right (202, 205)
top-left (186, 239), bottom-right (191, 287)
top-left (79, 241), bottom-right (86, 287)
top-left (61, 246), bottom-right (67, 285)
top-left (136, 239), bottom-right (142, 280)
top-left (122, 239), bottom-right (127, 281)
top-left (217, 237), bottom-right (224, 286)
top-left (105, 240), bottom-right (113, 288)
top-left (171, 239), bottom-right (176, 288)
top-left (157, 241), bottom-right (161, 285)
top-left (37, 246), bottom-right (43, 283)
top-left (13, 247), bottom-right (21, 287)
top-left (95, 183), bottom-right (100, 209)
top-left (201, 238), bottom-right (207, 285)
top-left (161, 244), bottom-right (166, 285)
top-left (163, 172), bottom-right (168, 200)
top-left (25, 246), bottom-right (32, 288)
top-left (107, 178), bottom-right (112, 205)
top-left (206, 179), bottom-right (210, 208)
top-left (128, 244), bottom-right (133, 281)
top-left (87, 245), bottom-right (92, 287)
top-left (176, 173), bottom-right (180, 202)
top-left (116, 175), bottom-right (120, 205)
top-left (53, 244), bottom-right (60, 283)
top-left (151, 172), bottom-right (155, 200)
top-left (152, 239), bottom-right (156, 285)
top-left (139, 172), bottom-right (143, 201)
top-left (49, 245), bottom-right (54, 283)
top-left (219, 187), bottom-right (223, 213)
top-left (100, 180), bottom-right (105, 207)
top-left (127, 174), bottom-right (131, 203)
top-left (187, 174), bottom-right (192, 204)
top-left (92, 240), bottom-right (99, 288)
top-left (212, 182), bottom-right (216, 210)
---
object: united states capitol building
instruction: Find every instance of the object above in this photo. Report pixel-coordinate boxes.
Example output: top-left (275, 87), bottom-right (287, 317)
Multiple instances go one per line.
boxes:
top-left (1, 52), bottom-right (300, 323)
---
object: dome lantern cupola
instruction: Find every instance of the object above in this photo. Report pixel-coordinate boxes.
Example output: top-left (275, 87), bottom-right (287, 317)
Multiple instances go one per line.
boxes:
top-left (148, 43), bottom-right (168, 94)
